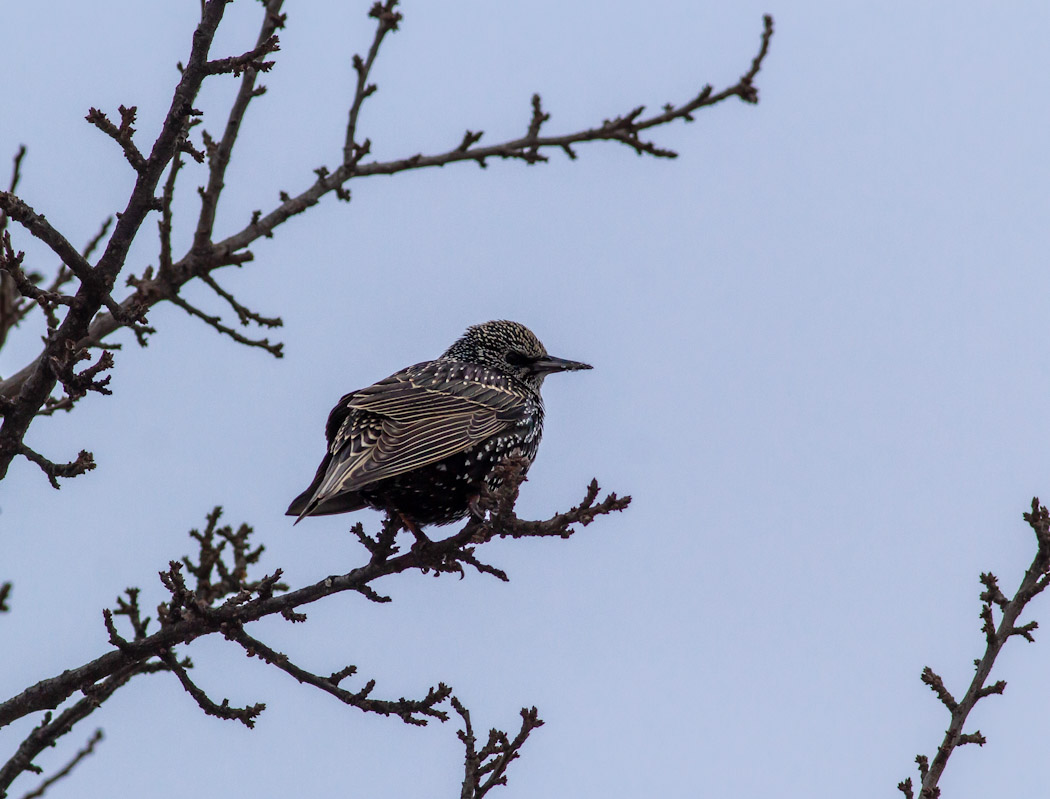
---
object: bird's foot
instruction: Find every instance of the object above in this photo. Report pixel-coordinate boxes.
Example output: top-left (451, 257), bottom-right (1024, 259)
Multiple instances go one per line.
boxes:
top-left (467, 495), bottom-right (487, 522)
top-left (466, 496), bottom-right (494, 544)
top-left (399, 513), bottom-right (433, 553)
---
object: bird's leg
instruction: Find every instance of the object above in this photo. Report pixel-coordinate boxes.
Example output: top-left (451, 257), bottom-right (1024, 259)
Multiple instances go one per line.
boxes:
top-left (399, 513), bottom-right (432, 550)
top-left (466, 494), bottom-right (494, 544)
top-left (467, 494), bottom-right (487, 522)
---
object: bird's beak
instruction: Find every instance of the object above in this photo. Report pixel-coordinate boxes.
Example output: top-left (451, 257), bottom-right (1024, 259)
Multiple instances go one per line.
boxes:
top-left (531, 355), bottom-right (593, 375)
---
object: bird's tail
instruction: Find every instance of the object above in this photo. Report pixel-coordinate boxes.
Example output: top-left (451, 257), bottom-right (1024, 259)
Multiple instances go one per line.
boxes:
top-left (287, 450), bottom-right (369, 523)
top-left (286, 486), bottom-right (367, 523)
top-left (286, 489), bottom-right (320, 525)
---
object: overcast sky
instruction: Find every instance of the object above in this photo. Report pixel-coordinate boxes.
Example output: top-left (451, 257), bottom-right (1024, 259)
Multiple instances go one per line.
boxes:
top-left (3, 2), bottom-right (1050, 797)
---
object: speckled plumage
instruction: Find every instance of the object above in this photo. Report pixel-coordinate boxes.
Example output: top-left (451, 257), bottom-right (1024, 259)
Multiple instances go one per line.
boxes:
top-left (287, 321), bottom-right (592, 526)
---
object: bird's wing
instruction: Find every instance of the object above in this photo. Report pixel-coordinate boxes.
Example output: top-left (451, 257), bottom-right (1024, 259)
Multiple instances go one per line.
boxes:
top-left (313, 364), bottom-right (529, 502)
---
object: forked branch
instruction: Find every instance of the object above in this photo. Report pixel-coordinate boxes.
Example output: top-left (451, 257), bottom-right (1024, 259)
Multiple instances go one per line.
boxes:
top-left (899, 497), bottom-right (1050, 798)
top-left (454, 697), bottom-right (544, 799)
top-left (0, 474), bottom-right (629, 797)
top-left (0, 6), bottom-right (774, 487)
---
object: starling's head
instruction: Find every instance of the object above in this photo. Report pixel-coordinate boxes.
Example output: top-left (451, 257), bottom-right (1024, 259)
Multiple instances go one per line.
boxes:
top-left (441, 320), bottom-right (592, 388)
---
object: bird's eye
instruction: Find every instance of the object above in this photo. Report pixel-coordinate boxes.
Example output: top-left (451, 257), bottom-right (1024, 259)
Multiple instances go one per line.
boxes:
top-left (505, 350), bottom-right (532, 367)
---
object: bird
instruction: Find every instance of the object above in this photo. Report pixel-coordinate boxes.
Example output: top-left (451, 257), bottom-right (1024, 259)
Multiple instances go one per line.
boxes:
top-left (287, 320), bottom-right (592, 528)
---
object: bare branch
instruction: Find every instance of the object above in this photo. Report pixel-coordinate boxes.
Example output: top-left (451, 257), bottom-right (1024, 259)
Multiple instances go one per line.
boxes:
top-left (0, 476), bottom-right (628, 729)
top-left (0, 459), bottom-right (626, 793)
top-left (0, 146), bottom-right (27, 351)
top-left (192, 0), bottom-right (286, 254)
top-left (344, 0), bottom-right (403, 166)
top-left (160, 649), bottom-right (265, 728)
top-left (79, 217), bottom-right (113, 263)
top-left (976, 679), bottom-right (1006, 700)
top-left (0, 145), bottom-right (26, 235)
top-left (453, 697), bottom-right (543, 799)
top-left (157, 155), bottom-right (184, 278)
top-left (904, 496), bottom-right (1050, 796)
top-left (204, 33), bottom-right (279, 76)
top-left (456, 130), bottom-right (484, 153)
top-left (0, 0), bottom-right (236, 481)
top-left (198, 271), bottom-right (281, 328)
top-left (167, 291), bottom-right (284, 357)
top-left (85, 105), bottom-right (147, 173)
top-left (221, 15), bottom-right (776, 247)
top-left (979, 571), bottom-right (1009, 609)
top-left (49, 346), bottom-right (115, 402)
top-left (916, 755), bottom-right (929, 782)
top-left (109, 587), bottom-right (152, 641)
top-left (0, 194), bottom-right (94, 285)
top-left (16, 729), bottom-right (103, 799)
top-left (227, 626), bottom-right (450, 725)
top-left (180, 506), bottom-right (279, 606)
top-left (0, 12), bottom-right (774, 439)
top-left (0, 234), bottom-right (72, 334)
top-left (467, 458), bottom-right (632, 543)
top-left (0, 663), bottom-right (145, 797)
top-left (43, 215), bottom-right (115, 302)
top-left (920, 667), bottom-right (957, 713)
top-left (15, 445), bottom-right (95, 489)
top-left (4, 217), bottom-right (116, 337)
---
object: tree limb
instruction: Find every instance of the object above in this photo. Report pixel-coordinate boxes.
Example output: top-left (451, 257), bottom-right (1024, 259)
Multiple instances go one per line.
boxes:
top-left (226, 625), bottom-right (450, 726)
top-left (0, 0), bottom-right (235, 480)
top-left (0, 663), bottom-right (148, 797)
top-left (0, 472), bottom-right (628, 731)
top-left (453, 697), bottom-right (544, 799)
top-left (0, 146), bottom-right (27, 351)
top-left (0, 10), bottom-right (775, 469)
top-left (902, 497), bottom-right (1050, 797)
top-left (15, 729), bottom-right (102, 799)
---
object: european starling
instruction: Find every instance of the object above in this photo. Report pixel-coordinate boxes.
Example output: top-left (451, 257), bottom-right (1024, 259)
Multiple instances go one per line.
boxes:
top-left (287, 320), bottom-right (592, 527)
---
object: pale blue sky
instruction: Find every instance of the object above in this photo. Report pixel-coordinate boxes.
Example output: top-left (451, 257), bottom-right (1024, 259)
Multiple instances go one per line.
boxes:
top-left (2, 2), bottom-right (1050, 797)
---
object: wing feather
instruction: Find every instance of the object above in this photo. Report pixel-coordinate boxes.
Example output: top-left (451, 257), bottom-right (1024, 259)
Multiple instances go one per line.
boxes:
top-left (310, 364), bottom-right (530, 505)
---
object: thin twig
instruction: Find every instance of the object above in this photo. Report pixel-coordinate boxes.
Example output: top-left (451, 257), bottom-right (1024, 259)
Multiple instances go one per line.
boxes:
top-left (0, 195), bottom-right (94, 287)
top-left (343, 0), bottom-right (402, 166)
top-left (904, 497), bottom-right (1050, 796)
top-left (226, 625), bottom-right (450, 725)
top-left (452, 697), bottom-right (544, 799)
top-left (160, 649), bottom-right (265, 728)
top-left (0, 147), bottom-right (27, 351)
top-left (0, 145), bottom-right (26, 235)
top-left (0, 234), bottom-right (71, 337)
top-left (0, 663), bottom-right (144, 797)
top-left (15, 444), bottom-right (95, 489)
top-left (204, 33), bottom-right (279, 77)
top-left (167, 292), bottom-right (283, 357)
top-left (198, 272), bottom-right (281, 328)
top-left (6, 217), bottom-right (116, 334)
top-left (17, 729), bottom-right (103, 799)
top-left (85, 105), bottom-right (147, 173)
top-left (157, 155), bottom-right (184, 278)
top-left (192, 0), bottom-right (285, 254)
